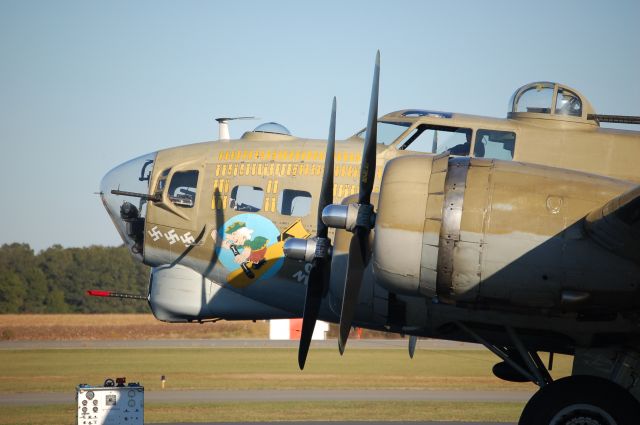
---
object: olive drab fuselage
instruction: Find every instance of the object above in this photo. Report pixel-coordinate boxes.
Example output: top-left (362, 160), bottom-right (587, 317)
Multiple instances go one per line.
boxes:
top-left (100, 81), bottom-right (640, 353)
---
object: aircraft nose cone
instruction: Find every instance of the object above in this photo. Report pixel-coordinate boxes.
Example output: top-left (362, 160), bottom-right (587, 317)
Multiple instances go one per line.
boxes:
top-left (100, 152), bottom-right (157, 261)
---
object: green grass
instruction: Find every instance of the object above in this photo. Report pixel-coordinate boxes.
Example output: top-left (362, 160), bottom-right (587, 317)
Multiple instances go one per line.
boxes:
top-left (0, 348), bottom-right (571, 393)
top-left (0, 401), bottom-right (525, 424)
top-left (0, 347), bottom-right (569, 423)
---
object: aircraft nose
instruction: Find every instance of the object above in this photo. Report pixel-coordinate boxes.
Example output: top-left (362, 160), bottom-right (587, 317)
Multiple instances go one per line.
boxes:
top-left (100, 152), bottom-right (157, 261)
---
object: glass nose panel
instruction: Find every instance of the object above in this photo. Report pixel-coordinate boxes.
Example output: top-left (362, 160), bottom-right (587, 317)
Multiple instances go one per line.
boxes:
top-left (100, 152), bottom-right (157, 261)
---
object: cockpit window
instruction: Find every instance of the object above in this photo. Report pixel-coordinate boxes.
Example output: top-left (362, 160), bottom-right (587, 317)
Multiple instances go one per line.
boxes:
top-left (356, 122), bottom-right (411, 145)
top-left (230, 185), bottom-right (264, 212)
top-left (555, 87), bottom-right (582, 117)
top-left (168, 170), bottom-right (199, 208)
top-left (514, 83), bottom-right (554, 114)
top-left (155, 168), bottom-right (171, 196)
top-left (474, 129), bottom-right (516, 160)
top-left (399, 124), bottom-right (472, 155)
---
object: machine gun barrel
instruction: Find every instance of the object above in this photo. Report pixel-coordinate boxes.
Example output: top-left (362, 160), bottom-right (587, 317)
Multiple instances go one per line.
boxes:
top-left (587, 114), bottom-right (640, 125)
top-left (87, 290), bottom-right (147, 300)
top-left (110, 189), bottom-right (161, 202)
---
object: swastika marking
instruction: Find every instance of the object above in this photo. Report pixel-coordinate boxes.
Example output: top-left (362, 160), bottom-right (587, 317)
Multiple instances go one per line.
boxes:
top-left (164, 229), bottom-right (180, 245)
top-left (148, 226), bottom-right (162, 242)
top-left (180, 232), bottom-right (195, 246)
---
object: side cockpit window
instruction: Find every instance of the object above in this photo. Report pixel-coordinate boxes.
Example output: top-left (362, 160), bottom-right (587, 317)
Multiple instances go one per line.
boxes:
top-left (168, 170), bottom-right (199, 208)
top-left (356, 122), bottom-right (411, 145)
top-left (399, 124), bottom-right (472, 156)
top-left (278, 189), bottom-right (312, 217)
top-left (230, 185), bottom-right (264, 212)
top-left (474, 129), bottom-right (516, 160)
top-left (155, 168), bottom-right (171, 197)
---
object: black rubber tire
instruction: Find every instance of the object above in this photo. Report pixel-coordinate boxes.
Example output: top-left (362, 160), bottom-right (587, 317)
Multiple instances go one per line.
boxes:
top-left (519, 375), bottom-right (640, 425)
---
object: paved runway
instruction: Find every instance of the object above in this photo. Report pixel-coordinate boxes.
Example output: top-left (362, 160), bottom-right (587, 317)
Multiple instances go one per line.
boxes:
top-left (0, 388), bottom-right (533, 406)
top-left (0, 338), bottom-right (483, 350)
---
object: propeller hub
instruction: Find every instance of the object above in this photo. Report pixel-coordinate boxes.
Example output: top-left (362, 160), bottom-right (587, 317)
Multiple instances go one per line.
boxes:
top-left (322, 204), bottom-right (350, 230)
top-left (284, 238), bottom-right (317, 263)
top-left (322, 203), bottom-right (375, 232)
top-left (283, 237), bottom-right (332, 263)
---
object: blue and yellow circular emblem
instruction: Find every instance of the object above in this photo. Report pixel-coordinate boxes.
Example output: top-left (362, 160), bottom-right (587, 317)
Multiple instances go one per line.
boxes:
top-left (215, 213), bottom-right (284, 287)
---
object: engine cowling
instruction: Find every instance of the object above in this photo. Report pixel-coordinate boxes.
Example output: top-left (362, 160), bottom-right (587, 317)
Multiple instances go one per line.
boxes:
top-left (373, 154), bottom-right (640, 311)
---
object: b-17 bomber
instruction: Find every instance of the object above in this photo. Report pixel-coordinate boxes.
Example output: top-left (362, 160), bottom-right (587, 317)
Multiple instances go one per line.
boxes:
top-left (97, 52), bottom-right (640, 425)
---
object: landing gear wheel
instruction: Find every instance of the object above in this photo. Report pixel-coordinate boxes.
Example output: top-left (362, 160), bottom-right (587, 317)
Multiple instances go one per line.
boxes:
top-left (519, 375), bottom-right (640, 425)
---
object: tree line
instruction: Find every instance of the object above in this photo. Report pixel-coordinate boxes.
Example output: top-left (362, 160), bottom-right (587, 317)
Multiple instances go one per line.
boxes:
top-left (0, 243), bottom-right (150, 313)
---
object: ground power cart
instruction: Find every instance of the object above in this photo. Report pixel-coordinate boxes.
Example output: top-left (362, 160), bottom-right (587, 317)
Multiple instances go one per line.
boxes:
top-left (76, 378), bottom-right (143, 425)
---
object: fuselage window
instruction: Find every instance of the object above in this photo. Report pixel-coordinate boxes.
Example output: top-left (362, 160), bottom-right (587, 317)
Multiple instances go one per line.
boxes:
top-left (399, 124), bottom-right (472, 156)
top-left (230, 185), bottom-right (264, 212)
top-left (278, 189), bottom-right (312, 217)
top-left (474, 129), bottom-right (516, 160)
top-left (356, 121), bottom-right (411, 145)
top-left (168, 170), bottom-right (199, 208)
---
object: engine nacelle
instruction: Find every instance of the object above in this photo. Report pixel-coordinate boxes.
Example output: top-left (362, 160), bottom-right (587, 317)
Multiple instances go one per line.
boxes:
top-left (373, 154), bottom-right (640, 311)
top-left (149, 264), bottom-right (293, 322)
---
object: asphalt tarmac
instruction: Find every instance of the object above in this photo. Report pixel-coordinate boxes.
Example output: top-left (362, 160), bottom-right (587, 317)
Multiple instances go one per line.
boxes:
top-left (0, 338), bottom-right (484, 350)
top-left (0, 388), bottom-right (534, 406)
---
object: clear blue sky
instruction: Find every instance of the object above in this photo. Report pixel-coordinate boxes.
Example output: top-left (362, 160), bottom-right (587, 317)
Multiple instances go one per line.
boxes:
top-left (1, 0), bottom-right (639, 251)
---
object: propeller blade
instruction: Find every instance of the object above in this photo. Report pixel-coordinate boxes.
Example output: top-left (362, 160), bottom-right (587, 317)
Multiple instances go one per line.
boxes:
top-left (298, 97), bottom-right (337, 369)
top-left (317, 97), bottom-right (336, 239)
top-left (409, 336), bottom-right (418, 359)
top-left (298, 261), bottom-right (325, 369)
top-left (337, 52), bottom-right (381, 355)
top-left (359, 50), bottom-right (380, 206)
top-left (338, 234), bottom-right (365, 354)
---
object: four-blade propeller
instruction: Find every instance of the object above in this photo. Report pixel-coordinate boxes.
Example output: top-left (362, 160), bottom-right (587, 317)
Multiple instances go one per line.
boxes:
top-left (283, 51), bottom-right (382, 367)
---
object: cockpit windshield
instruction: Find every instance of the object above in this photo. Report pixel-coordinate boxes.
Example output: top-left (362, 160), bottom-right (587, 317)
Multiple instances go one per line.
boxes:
top-left (355, 121), bottom-right (411, 145)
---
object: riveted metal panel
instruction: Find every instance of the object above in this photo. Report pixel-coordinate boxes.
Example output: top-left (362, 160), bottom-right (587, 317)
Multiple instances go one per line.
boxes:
top-left (436, 157), bottom-right (470, 303)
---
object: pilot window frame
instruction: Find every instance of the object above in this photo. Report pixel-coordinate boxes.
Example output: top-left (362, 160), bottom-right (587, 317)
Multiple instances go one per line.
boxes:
top-left (229, 185), bottom-right (265, 212)
top-left (398, 124), bottom-right (473, 156)
top-left (148, 161), bottom-right (204, 228)
top-left (356, 121), bottom-right (413, 146)
top-left (154, 168), bottom-right (171, 198)
top-left (277, 189), bottom-right (312, 217)
top-left (167, 170), bottom-right (199, 208)
top-left (473, 129), bottom-right (517, 161)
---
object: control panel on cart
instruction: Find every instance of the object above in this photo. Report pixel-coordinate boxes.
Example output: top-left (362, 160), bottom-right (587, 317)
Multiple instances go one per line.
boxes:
top-left (76, 377), bottom-right (143, 425)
